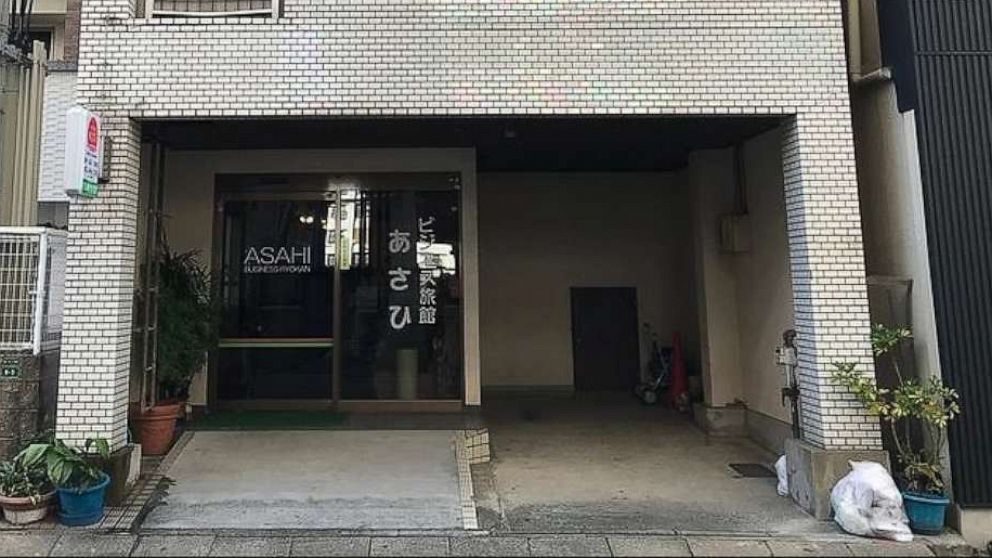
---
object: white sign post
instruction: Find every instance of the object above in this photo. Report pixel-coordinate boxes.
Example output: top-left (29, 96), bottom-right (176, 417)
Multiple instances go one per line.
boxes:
top-left (64, 106), bottom-right (103, 198)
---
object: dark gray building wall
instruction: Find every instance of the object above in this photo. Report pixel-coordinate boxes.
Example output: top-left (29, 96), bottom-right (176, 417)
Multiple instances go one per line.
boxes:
top-left (879, 0), bottom-right (992, 507)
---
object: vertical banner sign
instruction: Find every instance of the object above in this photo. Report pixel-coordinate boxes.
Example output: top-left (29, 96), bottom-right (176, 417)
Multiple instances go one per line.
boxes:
top-left (64, 106), bottom-right (103, 198)
top-left (387, 193), bottom-right (418, 332)
top-left (417, 215), bottom-right (437, 325)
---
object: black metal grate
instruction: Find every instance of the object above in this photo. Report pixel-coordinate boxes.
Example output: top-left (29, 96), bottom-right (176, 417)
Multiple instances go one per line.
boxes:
top-left (728, 463), bottom-right (776, 479)
top-left (153, 0), bottom-right (272, 15)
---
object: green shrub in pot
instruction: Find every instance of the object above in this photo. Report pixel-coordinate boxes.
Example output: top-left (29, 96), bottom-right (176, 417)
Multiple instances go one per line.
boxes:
top-left (18, 438), bottom-right (112, 526)
top-left (133, 249), bottom-right (218, 456)
top-left (156, 249), bottom-right (218, 402)
top-left (832, 324), bottom-right (960, 534)
top-left (18, 438), bottom-right (109, 490)
top-left (0, 458), bottom-right (54, 525)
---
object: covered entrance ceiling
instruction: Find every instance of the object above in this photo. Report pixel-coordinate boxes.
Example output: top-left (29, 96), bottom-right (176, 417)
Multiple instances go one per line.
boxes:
top-left (143, 116), bottom-right (782, 172)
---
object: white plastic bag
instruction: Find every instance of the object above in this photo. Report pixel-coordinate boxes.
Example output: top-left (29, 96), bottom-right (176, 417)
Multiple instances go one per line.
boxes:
top-left (830, 461), bottom-right (913, 542)
top-left (775, 455), bottom-right (789, 496)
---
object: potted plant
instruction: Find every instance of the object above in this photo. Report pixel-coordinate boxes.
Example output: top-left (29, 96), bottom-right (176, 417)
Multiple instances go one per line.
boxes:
top-left (132, 249), bottom-right (217, 455)
top-left (833, 324), bottom-right (960, 535)
top-left (0, 457), bottom-right (54, 525)
top-left (17, 438), bottom-right (111, 526)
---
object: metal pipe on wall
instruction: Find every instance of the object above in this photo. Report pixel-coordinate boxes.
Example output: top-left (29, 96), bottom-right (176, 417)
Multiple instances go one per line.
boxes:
top-left (10, 64), bottom-right (29, 223)
top-left (23, 40), bottom-right (44, 225)
top-left (847, 0), bottom-right (862, 79)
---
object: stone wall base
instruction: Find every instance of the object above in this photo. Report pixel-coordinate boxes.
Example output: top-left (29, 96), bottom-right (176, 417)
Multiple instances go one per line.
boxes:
top-left (0, 351), bottom-right (57, 459)
top-left (949, 505), bottom-right (992, 550)
top-left (745, 409), bottom-right (794, 454)
top-left (785, 438), bottom-right (890, 519)
top-left (103, 444), bottom-right (142, 507)
top-left (692, 403), bottom-right (746, 437)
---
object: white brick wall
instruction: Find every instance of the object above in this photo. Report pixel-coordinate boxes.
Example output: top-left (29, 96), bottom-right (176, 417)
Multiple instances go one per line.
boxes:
top-left (782, 115), bottom-right (879, 450)
top-left (38, 70), bottom-right (77, 203)
top-left (63, 0), bottom-right (881, 451)
top-left (78, 1), bottom-right (855, 119)
top-left (56, 119), bottom-right (140, 450)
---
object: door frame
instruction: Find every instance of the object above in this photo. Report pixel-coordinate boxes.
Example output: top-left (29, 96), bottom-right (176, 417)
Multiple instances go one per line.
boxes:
top-left (210, 176), bottom-right (339, 409)
top-left (569, 286), bottom-right (641, 391)
top-left (208, 172), bottom-right (468, 411)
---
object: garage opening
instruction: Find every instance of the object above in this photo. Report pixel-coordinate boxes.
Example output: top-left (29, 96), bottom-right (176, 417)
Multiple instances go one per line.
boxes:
top-left (135, 116), bottom-right (821, 533)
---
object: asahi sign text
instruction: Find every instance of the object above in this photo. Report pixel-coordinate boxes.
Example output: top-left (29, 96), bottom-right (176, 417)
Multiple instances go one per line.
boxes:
top-left (243, 246), bottom-right (312, 274)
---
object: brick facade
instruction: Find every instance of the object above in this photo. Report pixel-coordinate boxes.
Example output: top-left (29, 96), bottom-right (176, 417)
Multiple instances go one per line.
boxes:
top-left (57, 119), bottom-right (140, 450)
top-left (64, 0), bottom-right (881, 451)
top-left (782, 115), bottom-right (879, 450)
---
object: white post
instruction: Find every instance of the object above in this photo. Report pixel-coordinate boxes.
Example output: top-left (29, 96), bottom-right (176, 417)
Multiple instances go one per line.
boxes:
top-left (781, 114), bottom-right (881, 452)
top-left (31, 230), bottom-right (48, 356)
top-left (57, 118), bottom-right (141, 452)
top-left (460, 152), bottom-right (481, 406)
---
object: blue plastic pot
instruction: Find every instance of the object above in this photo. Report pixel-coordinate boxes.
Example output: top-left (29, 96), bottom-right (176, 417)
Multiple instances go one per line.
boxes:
top-left (56, 473), bottom-right (110, 527)
top-left (902, 491), bottom-right (950, 535)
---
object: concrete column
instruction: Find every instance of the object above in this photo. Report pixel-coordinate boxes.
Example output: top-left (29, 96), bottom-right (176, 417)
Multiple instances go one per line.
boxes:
top-left (689, 149), bottom-right (743, 409)
top-left (459, 153), bottom-right (481, 406)
top-left (63, 0), bottom-right (82, 64)
top-left (781, 113), bottom-right (882, 452)
top-left (56, 117), bottom-right (141, 451)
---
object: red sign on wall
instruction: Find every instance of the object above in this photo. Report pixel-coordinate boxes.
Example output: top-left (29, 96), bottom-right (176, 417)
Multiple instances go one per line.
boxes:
top-left (65, 107), bottom-right (103, 198)
top-left (86, 116), bottom-right (99, 152)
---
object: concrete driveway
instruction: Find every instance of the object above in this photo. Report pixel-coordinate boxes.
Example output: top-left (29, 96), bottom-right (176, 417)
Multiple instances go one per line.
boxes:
top-left (478, 394), bottom-right (835, 535)
top-left (142, 430), bottom-right (468, 531)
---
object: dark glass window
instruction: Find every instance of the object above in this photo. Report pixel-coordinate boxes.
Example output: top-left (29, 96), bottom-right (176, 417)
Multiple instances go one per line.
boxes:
top-left (217, 199), bottom-right (334, 400)
top-left (214, 177), bottom-right (462, 403)
top-left (340, 189), bottom-right (462, 400)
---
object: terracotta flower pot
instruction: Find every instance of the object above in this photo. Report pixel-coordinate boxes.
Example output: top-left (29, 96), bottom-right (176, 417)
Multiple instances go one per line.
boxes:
top-left (132, 401), bottom-right (182, 456)
top-left (0, 490), bottom-right (55, 525)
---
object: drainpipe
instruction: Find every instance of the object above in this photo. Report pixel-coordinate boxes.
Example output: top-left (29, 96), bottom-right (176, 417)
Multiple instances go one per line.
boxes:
top-left (22, 40), bottom-right (43, 225)
top-left (847, 0), bottom-right (862, 80)
top-left (12, 61), bottom-right (29, 223)
top-left (847, 0), bottom-right (891, 87)
top-left (778, 329), bottom-right (802, 440)
top-left (852, 67), bottom-right (893, 87)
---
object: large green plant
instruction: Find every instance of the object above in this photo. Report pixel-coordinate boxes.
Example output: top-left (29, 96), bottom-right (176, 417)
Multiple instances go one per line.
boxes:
top-left (17, 439), bottom-right (110, 491)
top-left (0, 459), bottom-right (51, 500)
top-left (156, 250), bottom-right (217, 402)
top-left (833, 324), bottom-right (960, 494)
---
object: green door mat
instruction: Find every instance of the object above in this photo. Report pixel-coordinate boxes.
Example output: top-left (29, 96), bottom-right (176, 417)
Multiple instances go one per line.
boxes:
top-left (190, 410), bottom-right (348, 430)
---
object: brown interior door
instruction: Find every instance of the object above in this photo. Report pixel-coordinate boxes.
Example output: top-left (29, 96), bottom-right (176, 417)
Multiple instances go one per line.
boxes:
top-left (570, 287), bottom-right (640, 391)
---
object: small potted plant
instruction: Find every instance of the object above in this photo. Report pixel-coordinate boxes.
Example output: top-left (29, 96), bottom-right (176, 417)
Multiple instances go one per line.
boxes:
top-left (132, 249), bottom-right (217, 455)
top-left (17, 438), bottom-right (111, 526)
top-left (833, 324), bottom-right (960, 535)
top-left (0, 458), bottom-right (54, 525)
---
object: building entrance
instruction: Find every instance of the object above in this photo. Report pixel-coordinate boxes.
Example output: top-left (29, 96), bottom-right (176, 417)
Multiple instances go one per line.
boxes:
top-left (213, 173), bottom-right (464, 408)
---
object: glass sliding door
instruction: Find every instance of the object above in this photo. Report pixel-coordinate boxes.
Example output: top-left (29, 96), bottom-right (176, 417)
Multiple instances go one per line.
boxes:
top-left (338, 186), bottom-right (463, 400)
top-left (217, 195), bottom-right (336, 401)
top-left (213, 173), bottom-right (463, 408)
